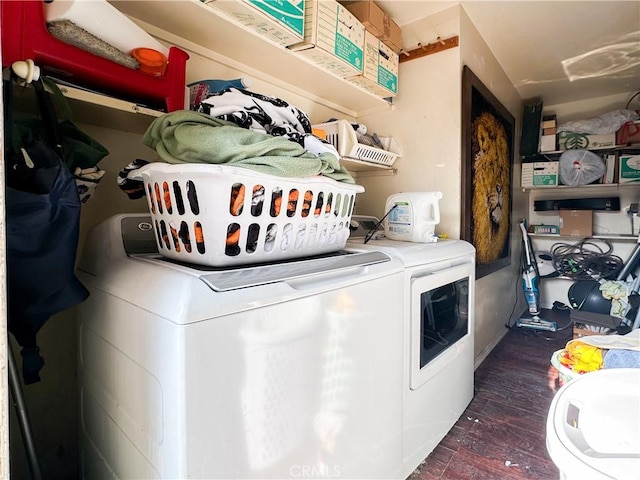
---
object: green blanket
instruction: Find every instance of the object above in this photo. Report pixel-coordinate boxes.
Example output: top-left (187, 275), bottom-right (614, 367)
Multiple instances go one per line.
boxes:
top-left (143, 110), bottom-right (355, 183)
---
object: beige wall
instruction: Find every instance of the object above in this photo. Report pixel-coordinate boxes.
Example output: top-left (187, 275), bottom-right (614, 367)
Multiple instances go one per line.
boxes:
top-left (357, 6), bottom-right (527, 365)
top-left (460, 7), bottom-right (528, 364)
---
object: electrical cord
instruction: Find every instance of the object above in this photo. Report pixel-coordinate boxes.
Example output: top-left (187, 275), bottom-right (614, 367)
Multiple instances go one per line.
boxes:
top-left (505, 270), bottom-right (521, 329)
top-left (550, 237), bottom-right (623, 280)
top-left (363, 204), bottom-right (398, 244)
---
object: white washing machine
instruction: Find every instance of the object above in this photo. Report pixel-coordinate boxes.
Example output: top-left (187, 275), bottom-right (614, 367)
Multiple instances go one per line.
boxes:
top-left (347, 216), bottom-right (476, 478)
top-left (76, 214), bottom-right (406, 479)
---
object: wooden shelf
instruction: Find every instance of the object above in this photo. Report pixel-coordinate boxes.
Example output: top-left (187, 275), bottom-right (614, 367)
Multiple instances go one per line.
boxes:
top-left (110, 0), bottom-right (392, 118)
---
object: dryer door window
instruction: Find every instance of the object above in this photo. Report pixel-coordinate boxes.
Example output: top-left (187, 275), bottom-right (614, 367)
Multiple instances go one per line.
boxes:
top-left (410, 262), bottom-right (474, 390)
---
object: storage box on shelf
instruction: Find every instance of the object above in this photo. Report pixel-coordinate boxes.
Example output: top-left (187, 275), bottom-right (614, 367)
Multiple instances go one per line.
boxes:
top-left (132, 163), bottom-right (364, 267)
top-left (203, 0), bottom-right (305, 47)
top-left (521, 161), bottom-right (559, 187)
top-left (558, 131), bottom-right (616, 151)
top-left (342, 0), bottom-right (402, 53)
top-left (619, 151), bottom-right (640, 184)
top-left (346, 31), bottom-right (398, 98)
top-left (289, 0), bottom-right (365, 78)
top-left (111, 0), bottom-right (392, 116)
top-left (313, 119), bottom-right (401, 172)
top-left (559, 209), bottom-right (593, 237)
top-left (0, 0), bottom-right (189, 113)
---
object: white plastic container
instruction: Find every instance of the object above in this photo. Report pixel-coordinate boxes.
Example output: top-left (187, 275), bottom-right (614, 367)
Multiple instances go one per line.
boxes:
top-left (312, 119), bottom-right (401, 167)
top-left (384, 192), bottom-right (442, 243)
top-left (131, 163), bottom-right (364, 267)
top-left (45, 0), bottom-right (169, 56)
top-left (546, 368), bottom-right (640, 479)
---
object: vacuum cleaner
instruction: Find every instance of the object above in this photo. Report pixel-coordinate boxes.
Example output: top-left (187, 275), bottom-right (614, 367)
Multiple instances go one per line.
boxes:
top-left (516, 220), bottom-right (557, 331)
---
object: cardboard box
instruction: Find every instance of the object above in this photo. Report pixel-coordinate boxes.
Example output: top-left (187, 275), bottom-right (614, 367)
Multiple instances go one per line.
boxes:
top-left (619, 153), bottom-right (640, 183)
top-left (346, 31), bottom-right (398, 97)
top-left (559, 210), bottom-right (593, 237)
top-left (382, 16), bottom-right (402, 53)
top-left (342, 0), bottom-right (385, 37)
top-left (521, 161), bottom-right (559, 187)
top-left (289, 0), bottom-right (364, 78)
top-left (343, 0), bottom-right (402, 53)
top-left (557, 131), bottom-right (616, 150)
top-left (205, 0), bottom-right (305, 46)
top-left (540, 134), bottom-right (556, 152)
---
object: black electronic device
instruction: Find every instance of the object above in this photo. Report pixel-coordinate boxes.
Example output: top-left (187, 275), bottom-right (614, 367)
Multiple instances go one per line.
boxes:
top-left (534, 197), bottom-right (620, 212)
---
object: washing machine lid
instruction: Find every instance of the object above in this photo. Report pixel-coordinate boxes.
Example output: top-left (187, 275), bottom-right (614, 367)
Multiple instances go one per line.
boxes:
top-left (117, 214), bottom-right (392, 291)
top-left (547, 368), bottom-right (640, 478)
top-left (137, 249), bottom-right (392, 291)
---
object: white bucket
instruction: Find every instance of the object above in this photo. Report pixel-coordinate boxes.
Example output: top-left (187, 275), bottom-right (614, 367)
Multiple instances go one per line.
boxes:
top-left (384, 192), bottom-right (442, 243)
top-left (546, 368), bottom-right (640, 479)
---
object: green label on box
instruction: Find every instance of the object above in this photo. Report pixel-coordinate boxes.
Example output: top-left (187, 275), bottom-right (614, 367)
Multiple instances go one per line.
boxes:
top-left (620, 155), bottom-right (640, 181)
top-left (533, 175), bottom-right (557, 186)
top-left (334, 34), bottom-right (363, 70)
top-left (378, 65), bottom-right (397, 93)
top-left (249, 0), bottom-right (305, 36)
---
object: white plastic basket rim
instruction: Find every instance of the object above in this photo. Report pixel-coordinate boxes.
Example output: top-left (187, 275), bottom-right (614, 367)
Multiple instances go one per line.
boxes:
top-left (129, 162), bottom-right (364, 193)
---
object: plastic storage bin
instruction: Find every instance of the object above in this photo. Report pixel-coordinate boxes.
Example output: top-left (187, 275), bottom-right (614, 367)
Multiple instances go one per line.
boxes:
top-left (132, 163), bottom-right (364, 267)
top-left (313, 119), bottom-right (401, 167)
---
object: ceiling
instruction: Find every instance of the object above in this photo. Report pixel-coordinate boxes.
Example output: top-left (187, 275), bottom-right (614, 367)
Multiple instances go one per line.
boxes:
top-left (377, 1), bottom-right (640, 107)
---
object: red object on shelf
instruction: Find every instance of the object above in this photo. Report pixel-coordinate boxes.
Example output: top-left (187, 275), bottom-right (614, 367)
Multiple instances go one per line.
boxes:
top-left (1, 0), bottom-right (189, 112)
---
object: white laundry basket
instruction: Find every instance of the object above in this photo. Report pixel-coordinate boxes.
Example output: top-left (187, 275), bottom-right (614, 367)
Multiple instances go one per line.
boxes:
top-left (131, 162), bottom-right (364, 267)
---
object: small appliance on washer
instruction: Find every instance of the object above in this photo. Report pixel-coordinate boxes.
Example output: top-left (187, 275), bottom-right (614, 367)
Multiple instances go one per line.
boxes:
top-left (76, 214), bottom-right (406, 479)
top-left (348, 215), bottom-right (476, 477)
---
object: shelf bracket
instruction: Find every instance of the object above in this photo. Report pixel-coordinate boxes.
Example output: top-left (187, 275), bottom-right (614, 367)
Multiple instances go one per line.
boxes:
top-left (399, 36), bottom-right (459, 63)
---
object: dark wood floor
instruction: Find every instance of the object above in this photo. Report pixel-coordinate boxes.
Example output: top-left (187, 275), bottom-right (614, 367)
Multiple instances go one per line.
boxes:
top-left (410, 311), bottom-right (573, 480)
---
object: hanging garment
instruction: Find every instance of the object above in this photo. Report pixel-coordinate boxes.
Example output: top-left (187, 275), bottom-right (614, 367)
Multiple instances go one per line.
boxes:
top-left (4, 72), bottom-right (89, 384)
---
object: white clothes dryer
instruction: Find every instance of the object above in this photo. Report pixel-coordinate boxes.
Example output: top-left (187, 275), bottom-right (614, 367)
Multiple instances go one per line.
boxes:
top-left (77, 214), bottom-right (406, 479)
top-left (347, 216), bottom-right (476, 478)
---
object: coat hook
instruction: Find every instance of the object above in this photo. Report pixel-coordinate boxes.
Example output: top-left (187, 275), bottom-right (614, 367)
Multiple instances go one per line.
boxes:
top-left (417, 43), bottom-right (426, 50)
top-left (437, 36), bottom-right (446, 46)
top-left (12, 59), bottom-right (41, 83)
top-left (399, 49), bottom-right (410, 57)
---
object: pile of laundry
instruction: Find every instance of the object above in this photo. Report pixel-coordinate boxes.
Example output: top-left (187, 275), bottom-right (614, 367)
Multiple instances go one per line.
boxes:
top-left (558, 329), bottom-right (640, 376)
top-left (119, 84), bottom-right (357, 197)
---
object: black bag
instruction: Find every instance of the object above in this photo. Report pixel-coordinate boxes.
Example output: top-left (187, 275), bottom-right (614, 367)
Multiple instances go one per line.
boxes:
top-left (4, 73), bottom-right (90, 384)
top-left (11, 77), bottom-right (109, 203)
